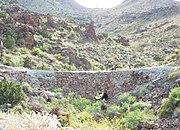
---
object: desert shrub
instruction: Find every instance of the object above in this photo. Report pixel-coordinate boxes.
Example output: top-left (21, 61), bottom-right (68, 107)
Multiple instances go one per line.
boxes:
top-left (134, 85), bottom-right (149, 97)
top-left (0, 10), bottom-right (8, 18)
top-left (165, 54), bottom-right (177, 62)
top-left (54, 54), bottom-right (63, 61)
top-left (23, 56), bottom-right (33, 68)
top-left (134, 62), bottom-right (145, 68)
top-left (4, 35), bottom-right (15, 50)
top-left (131, 101), bottom-right (152, 111)
top-left (21, 82), bottom-right (33, 95)
top-left (123, 110), bottom-right (144, 129)
top-left (20, 48), bottom-right (29, 54)
top-left (168, 70), bottom-right (180, 80)
top-left (158, 98), bottom-right (173, 118)
top-left (158, 86), bottom-right (180, 118)
top-left (11, 57), bottom-right (23, 67)
top-left (42, 31), bottom-right (52, 39)
top-left (40, 44), bottom-right (50, 52)
top-left (0, 112), bottom-right (61, 130)
top-left (77, 111), bottom-right (93, 123)
top-left (3, 59), bottom-right (11, 66)
top-left (117, 93), bottom-right (136, 106)
top-left (106, 105), bottom-right (122, 119)
top-left (168, 86), bottom-right (180, 107)
top-left (32, 47), bottom-right (44, 57)
top-left (73, 97), bottom-right (91, 111)
top-left (37, 64), bottom-right (51, 70)
top-left (48, 87), bottom-right (63, 93)
top-left (0, 79), bottom-right (24, 107)
top-left (153, 56), bottom-right (164, 61)
top-left (32, 47), bottom-right (41, 55)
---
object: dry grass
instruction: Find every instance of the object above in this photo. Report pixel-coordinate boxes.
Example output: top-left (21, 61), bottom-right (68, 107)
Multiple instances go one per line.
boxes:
top-left (0, 111), bottom-right (61, 130)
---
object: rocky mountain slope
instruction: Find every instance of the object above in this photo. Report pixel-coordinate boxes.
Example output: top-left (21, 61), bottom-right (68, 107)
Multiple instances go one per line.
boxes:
top-left (0, 0), bottom-right (180, 130)
top-left (0, 0), bottom-right (179, 71)
top-left (16, 0), bottom-right (94, 23)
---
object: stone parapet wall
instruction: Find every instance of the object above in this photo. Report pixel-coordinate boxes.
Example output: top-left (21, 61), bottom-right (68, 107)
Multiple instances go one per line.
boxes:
top-left (0, 66), bottom-right (179, 99)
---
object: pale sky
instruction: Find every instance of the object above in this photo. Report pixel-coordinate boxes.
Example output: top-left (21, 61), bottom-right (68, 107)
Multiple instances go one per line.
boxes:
top-left (75, 0), bottom-right (180, 8)
top-left (75, 0), bottom-right (125, 8)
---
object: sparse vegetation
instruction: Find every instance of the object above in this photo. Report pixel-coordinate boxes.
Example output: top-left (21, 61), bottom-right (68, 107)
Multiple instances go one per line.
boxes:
top-left (158, 86), bottom-right (180, 118)
top-left (0, 0), bottom-right (180, 129)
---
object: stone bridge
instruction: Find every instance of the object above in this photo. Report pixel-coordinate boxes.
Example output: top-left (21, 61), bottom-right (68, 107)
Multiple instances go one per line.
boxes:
top-left (0, 65), bottom-right (179, 99)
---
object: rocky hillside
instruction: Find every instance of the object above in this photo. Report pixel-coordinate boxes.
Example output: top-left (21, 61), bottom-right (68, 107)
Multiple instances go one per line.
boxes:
top-left (0, 0), bottom-right (179, 71)
top-left (16, 0), bottom-right (94, 23)
top-left (108, 0), bottom-right (178, 14)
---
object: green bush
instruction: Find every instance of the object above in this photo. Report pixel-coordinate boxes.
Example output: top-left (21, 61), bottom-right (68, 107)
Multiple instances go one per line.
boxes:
top-left (32, 47), bottom-right (44, 57)
top-left (42, 31), bottom-right (52, 39)
top-left (23, 56), bottom-right (33, 68)
top-left (0, 79), bottom-right (24, 107)
top-left (117, 93), bottom-right (136, 106)
top-left (123, 110), bottom-right (144, 129)
top-left (11, 57), bottom-right (22, 67)
top-left (153, 56), bottom-right (164, 61)
top-left (158, 98), bottom-right (173, 118)
top-left (134, 85), bottom-right (149, 97)
top-left (158, 86), bottom-right (180, 118)
top-left (72, 97), bottom-right (92, 111)
top-left (20, 47), bottom-right (29, 54)
top-left (134, 62), bottom-right (145, 68)
top-left (169, 86), bottom-right (180, 107)
top-left (131, 101), bottom-right (152, 111)
top-left (0, 10), bottom-right (8, 18)
top-left (4, 35), bottom-right (15, 50)
top-left (54, 54), bottom-right (63, 61)
top-left (168, 70), bottom-right (180, 80)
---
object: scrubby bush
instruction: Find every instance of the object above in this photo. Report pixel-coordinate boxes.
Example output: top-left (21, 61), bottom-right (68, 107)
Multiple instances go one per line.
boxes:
top-left (54, 54), bottom-right (63, 61)
top-left (153, 56), bottom-right (164, 61)
top-left (42, 31), bottom-right (52, 39)
top-left (0, 111), bottom-right (61, 130)
top-left (4, 35), bottom-right (15, 50)
top-left (169, 86), bottom-right (180, 107)
top-left (32, 47), bottom-right (44, 57)
top-left (11, 57), bottom-right (23, 67)
top-left (158, 86), bottom-right (180, 118)
top-left (134, 85), bottom-right (149, 97)
top-left (168, 70), bottom-right (180, 80)
top-left (157, 99), bottom-right (173, 118)
top-left (117, 93), bottom-right (136, 106)
top-left (23, 56), bottom-right (33, 68)
top-left (123, 110), bottom-right (144, 129)
top-left (32, 47), bottom-right (41, 55)
top-left (0, 79), bottom-right (24, 107)
top-left (20, 48), bottom-right (29, 54)
top-left (0, 10), bottom-right (8, 18)
top-left (134, 62), bottom-right (145, 68)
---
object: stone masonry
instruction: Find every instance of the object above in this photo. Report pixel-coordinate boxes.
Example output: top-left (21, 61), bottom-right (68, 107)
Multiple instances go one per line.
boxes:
top-left (0, 65), bottom-right (179, 99)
